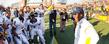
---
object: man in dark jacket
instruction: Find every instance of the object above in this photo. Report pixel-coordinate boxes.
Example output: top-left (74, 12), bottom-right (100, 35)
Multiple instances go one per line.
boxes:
top-left (48, 7), bottom-right (57, 37)
top-left (60, 8), bottom-right (68, 32)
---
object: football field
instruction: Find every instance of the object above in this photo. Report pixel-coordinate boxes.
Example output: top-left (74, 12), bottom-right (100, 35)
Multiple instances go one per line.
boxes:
top-left (33, 15), bottom-right (109, 44)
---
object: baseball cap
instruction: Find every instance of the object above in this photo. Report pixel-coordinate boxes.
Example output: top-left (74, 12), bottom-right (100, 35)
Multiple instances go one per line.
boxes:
top-left (70, 7), bottom-right (84, 15)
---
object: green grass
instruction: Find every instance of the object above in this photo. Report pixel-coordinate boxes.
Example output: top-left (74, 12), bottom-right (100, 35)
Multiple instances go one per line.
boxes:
top-left (89, 18), bottom-right (109, 36)
top-left (44, 15), bottom-right (74, 44)
top-left (32, 15), bottom-right (109, 44)
top-left (89, 18), bottom-right (109, 44)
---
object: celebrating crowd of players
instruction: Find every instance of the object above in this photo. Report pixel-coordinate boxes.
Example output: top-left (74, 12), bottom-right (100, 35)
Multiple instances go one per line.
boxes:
top-left (0, 3), bottom-right (99, 44)
top-left (0, 4), bottom-right (46, 44)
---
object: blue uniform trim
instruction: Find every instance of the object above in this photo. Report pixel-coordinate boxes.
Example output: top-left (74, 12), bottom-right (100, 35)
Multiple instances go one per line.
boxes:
top-left (0, 27), bottom-right (3, 32)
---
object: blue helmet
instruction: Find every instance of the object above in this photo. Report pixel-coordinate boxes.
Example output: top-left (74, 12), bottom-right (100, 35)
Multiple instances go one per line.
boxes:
top-left (70, 7), bottom-right (84, 15)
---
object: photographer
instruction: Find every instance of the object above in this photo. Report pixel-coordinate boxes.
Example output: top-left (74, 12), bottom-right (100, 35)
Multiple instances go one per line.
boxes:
top-left (60, 8), bottom-right (68, 32)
